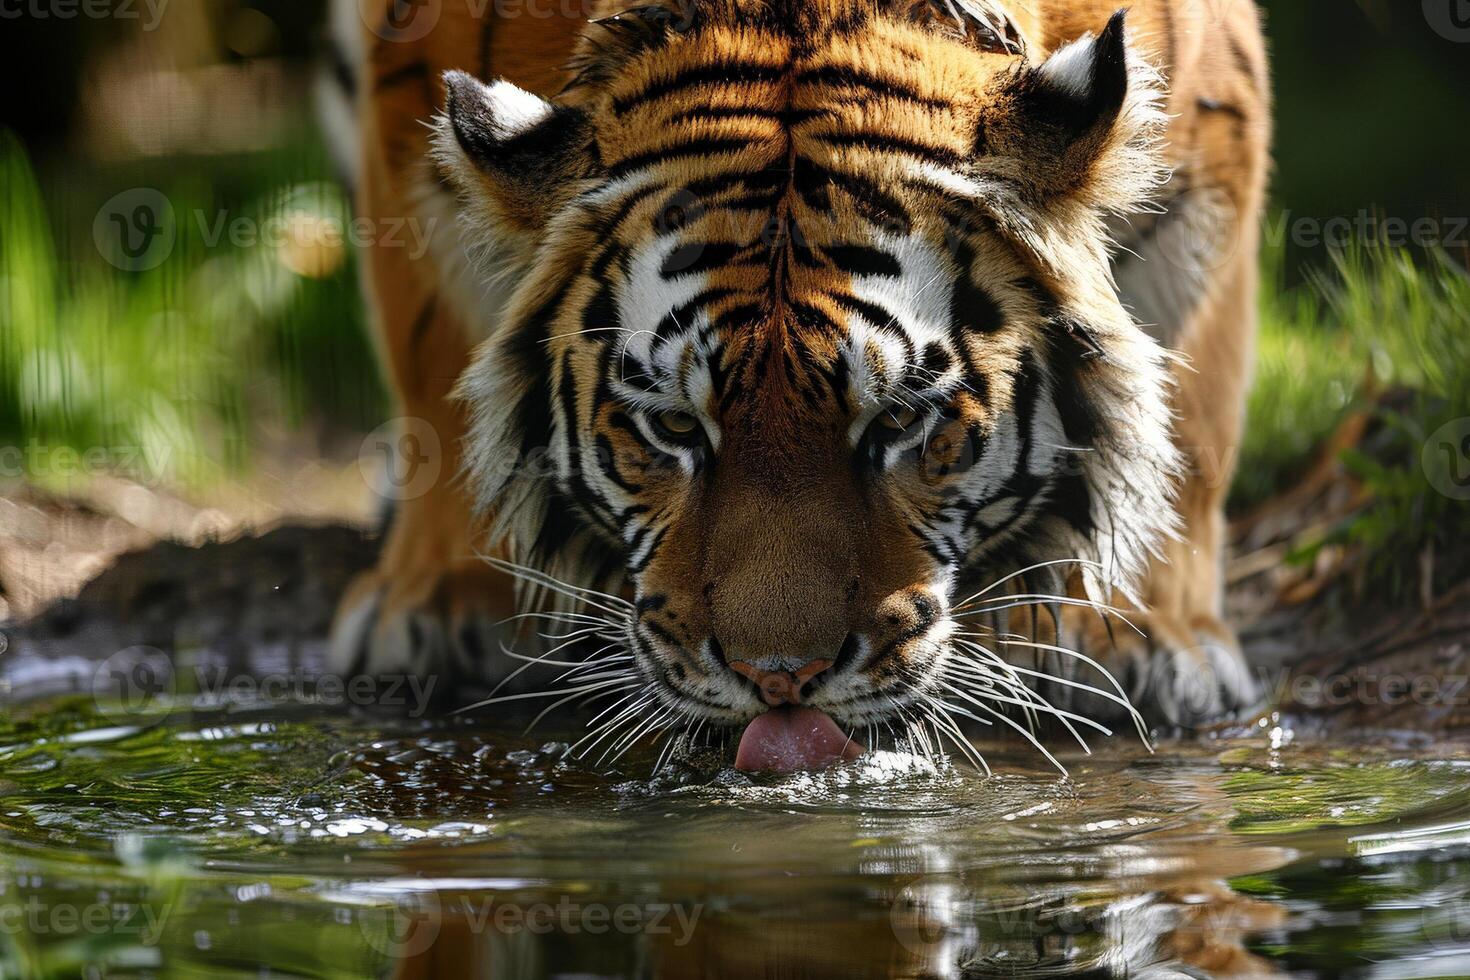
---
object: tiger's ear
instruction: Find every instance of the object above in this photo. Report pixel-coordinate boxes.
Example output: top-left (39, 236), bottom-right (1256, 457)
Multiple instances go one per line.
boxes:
top-left (433, 70), bottom-right (595, 234)
top-left (980, 10), bottom-right (1165, 213)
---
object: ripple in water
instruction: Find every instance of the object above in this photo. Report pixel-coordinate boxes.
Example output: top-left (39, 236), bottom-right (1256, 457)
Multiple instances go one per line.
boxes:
top-left (2, 695), bottom-right (1470, 977)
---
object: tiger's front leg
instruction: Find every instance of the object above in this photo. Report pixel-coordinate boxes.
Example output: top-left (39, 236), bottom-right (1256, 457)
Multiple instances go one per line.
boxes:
top-left (1059, 201), bottom-right (1266, 730)
top-left (326, 56), bottom-right (521, 695)
top-left (326, 194), bottom-right (520, 691)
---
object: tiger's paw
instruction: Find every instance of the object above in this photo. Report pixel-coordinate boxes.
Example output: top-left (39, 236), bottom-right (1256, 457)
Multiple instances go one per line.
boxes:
top-left (1039, 606), bottom-right (1263, 731)
top-left (328, 560), bottom-right (518, 704)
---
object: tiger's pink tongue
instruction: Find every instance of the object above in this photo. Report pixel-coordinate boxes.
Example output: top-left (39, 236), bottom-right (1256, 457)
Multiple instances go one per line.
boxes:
top-left (734, 706), bottom-right (863, 773)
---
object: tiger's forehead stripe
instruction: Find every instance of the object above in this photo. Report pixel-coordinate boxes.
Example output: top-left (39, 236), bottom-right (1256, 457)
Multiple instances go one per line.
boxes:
top-left (441, 0), bottom-right (1171, 599)
top-left (544, 9), bottom-right (1045, 438)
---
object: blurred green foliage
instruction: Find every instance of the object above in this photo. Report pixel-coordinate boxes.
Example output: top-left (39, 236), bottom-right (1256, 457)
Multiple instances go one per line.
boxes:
top-left (0, 129), bottom-right (383, 488)
top-left (1237, 241), bottom-right (1470, 598)
top-left (1308, 247), bottom-right (1470, 598)
top-left (1260, 0), bottom-right (1470, 281)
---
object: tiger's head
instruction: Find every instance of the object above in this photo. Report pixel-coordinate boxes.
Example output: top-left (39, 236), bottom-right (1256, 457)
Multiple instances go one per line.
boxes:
top-left (434, 0), bottom-right (1178, 760)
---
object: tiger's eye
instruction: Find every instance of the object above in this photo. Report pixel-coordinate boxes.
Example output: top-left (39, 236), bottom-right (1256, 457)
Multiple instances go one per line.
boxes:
top-left (879, 405), bottom-right (920, 432)
top-left (657, 411), bottom-right (699, 436)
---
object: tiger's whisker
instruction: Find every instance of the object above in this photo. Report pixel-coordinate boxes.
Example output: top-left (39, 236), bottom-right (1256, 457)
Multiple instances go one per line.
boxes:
top-left (952, 558), bottom-right (1107, 610)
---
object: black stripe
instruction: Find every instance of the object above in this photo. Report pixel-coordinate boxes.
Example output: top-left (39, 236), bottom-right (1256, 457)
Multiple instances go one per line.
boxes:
top-left (612, 63), bottom-right (786, 115)
top-left (556, 352), bottom-right (622, 537)
top-left (658, 287), bottom-right (738, 340)
top-left (590, 243), bottom-right (627, 282)
top-left (1047, 470), bottom-right (1095, 536)
top-left (409, 296), bottom-right (437, 345)
top-left (327, 38), bottom-right (357, 97)
top-left (828, 293), bottom-right (902, 335)
top-left (818, 165), bottom-right (913, 232)
top-left (1007, 353), bottom-right (1046, 486)
top-left (665, 105), bottom-right (818, 126)
top-left (915, 342), bottom-right (953, 379)
top-left (583, 282), bottom-right (619, 335)
top-left (660, 242), bottom-right (746, 279)
top-left (627, 526), bottom-right (667, 573)
top-left (374, 59), bottom-right (429, 92)
top-left (607, 137), bottom-right (757, 179)
top-left (793, 65), bottom-right (951, 110)
top-left (1228, 35), bottom-right (1261, 94)
top-left (591, 182), bottom-right (665, 240)
top-left (594, 432), bottom-right (643, 494)
top-left (950, 246), bottom-right (1005, 334)
top-left (816, 131), bottom-right (964, 168)
top-left (822, 244), bottom-right (901, 278)
top-left (503, 280), bottom-right (573, 515)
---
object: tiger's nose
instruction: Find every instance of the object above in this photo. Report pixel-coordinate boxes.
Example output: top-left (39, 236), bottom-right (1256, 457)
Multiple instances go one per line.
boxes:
top-left (729, 658), bottom-right (836, 706)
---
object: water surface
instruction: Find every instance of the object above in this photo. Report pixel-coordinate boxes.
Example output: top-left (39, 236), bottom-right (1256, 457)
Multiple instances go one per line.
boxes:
top-left (2, 688), bottom-right (1470, 978)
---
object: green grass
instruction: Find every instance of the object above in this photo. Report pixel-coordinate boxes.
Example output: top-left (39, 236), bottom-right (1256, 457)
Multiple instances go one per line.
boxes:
top-left (1238, 240), bottom-right (1470, 599)
top-left (0, 129), bottom-right (383, 490)
top-left (1232, 246), bottom-right (1362, 513)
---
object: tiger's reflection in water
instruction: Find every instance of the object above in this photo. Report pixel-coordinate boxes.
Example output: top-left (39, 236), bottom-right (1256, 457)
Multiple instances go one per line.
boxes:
top-left (379, 832), bottom-right (1289, 978)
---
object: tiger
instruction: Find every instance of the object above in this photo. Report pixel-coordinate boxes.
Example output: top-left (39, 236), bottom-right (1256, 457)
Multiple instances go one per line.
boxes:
top-left (323, 0), bottom-right (1271, 767)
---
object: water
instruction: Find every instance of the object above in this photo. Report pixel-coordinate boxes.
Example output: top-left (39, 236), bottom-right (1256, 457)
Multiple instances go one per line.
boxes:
top-left (3, 689), bottom-right (1470, 978)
